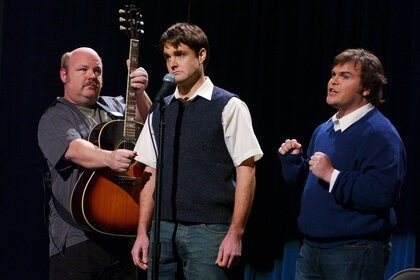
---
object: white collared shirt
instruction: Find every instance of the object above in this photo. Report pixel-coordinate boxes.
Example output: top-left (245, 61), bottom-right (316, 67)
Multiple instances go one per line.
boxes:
top-left (329, 103), bottom-right (375, 192)
top-left (133, 77), bottom-right (263, 168)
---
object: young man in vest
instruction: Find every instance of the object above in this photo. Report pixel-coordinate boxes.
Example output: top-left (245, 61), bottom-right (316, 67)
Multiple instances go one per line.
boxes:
top-left (131, 23), bottom-right (263, 279)
top-left (278, 49), bottom-right (406, 280)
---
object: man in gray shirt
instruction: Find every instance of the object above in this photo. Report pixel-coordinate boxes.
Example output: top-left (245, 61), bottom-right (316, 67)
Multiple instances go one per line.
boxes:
top-left (38, 47), bottom-right (151, 280)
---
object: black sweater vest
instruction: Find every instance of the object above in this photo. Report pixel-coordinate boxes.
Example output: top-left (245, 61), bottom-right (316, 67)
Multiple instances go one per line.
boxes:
top-left (152, 86), bottom-right (236, 223)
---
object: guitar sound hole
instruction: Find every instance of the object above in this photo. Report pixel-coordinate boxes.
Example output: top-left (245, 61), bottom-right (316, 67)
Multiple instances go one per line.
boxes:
top-left (116, 140), bottom-right (135, 151)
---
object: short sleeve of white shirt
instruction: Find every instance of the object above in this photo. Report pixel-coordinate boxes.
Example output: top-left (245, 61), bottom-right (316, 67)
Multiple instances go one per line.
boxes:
top-left (134, 114), bottom-right (157, 168)
top-left (222, 97), bottom-right (263, 166)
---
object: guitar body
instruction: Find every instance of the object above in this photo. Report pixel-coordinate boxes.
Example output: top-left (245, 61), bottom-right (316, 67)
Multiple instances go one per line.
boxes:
top-left (70, 120), bottom-right (148, 236)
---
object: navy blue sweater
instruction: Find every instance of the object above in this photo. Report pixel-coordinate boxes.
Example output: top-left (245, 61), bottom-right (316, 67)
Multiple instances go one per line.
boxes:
top-left (279, 108), bottom-right (406, 248)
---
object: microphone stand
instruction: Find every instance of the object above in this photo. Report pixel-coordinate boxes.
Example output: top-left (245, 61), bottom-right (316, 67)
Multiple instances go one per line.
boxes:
top-left (151, 100), bottom-right (165, 280)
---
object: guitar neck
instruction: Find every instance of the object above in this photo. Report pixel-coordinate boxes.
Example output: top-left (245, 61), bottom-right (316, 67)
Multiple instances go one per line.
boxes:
top-left (124, 39), bottom-right (139, 139)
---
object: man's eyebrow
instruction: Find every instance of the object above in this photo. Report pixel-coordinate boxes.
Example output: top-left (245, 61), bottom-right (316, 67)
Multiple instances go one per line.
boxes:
top-left (332, 70), bottom-right (354, 76)
top-left (76, 63), bottom-right (91, 68)
top-left (339, 71), bottom-right (354, 75)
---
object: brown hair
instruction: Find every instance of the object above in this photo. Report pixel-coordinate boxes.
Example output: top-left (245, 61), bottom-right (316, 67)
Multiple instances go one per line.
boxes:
top-left (333, 49), bottom-right (387, 107)
top-left (159, 22), bottom-right (210, 69)
top-left (60, 52), bottom-right (71, 72)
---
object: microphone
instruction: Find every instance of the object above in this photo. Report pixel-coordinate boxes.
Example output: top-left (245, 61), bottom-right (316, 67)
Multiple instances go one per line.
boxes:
top-left (149, 73), bottom-right (176, 113)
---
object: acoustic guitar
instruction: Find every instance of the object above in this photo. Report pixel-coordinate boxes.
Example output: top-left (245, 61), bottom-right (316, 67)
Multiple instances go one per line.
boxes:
top-left (70, 5), bottom-right (148, 237)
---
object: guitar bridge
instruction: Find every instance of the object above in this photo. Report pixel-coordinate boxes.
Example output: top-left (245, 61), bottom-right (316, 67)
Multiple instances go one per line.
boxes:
top-left (117, 175), bottom-right (138, 186)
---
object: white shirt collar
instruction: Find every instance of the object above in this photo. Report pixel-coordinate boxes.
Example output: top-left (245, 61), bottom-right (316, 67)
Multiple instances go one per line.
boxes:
top-left (330, 103), bottom-right (374, 131)
top-left (172, 77), bottom-right (214, 102)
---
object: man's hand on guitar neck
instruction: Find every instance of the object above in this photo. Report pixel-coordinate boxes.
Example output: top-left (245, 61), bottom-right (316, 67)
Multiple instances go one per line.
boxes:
top-left (128, 60), bottom-right (148, 93)
top-left (126, 60), bottom-right (152, 123)
top-left (65, 138), bottom-right (137, 172)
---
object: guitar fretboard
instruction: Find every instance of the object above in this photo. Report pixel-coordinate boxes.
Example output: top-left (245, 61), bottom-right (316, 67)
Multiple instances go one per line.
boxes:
top-left (124, 39), bottom-right (139, 140)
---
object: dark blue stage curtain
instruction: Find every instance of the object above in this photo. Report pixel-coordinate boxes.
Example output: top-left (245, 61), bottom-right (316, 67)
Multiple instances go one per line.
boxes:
top-left (1, 0), bottom-right (419, 279)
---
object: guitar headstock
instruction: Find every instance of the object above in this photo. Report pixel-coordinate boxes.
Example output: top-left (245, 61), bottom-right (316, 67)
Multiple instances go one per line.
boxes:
top-left (119, 5), bottom-right (144, 40)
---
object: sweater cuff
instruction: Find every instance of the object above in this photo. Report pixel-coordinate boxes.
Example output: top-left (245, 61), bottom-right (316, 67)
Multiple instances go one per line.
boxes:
top-left (277, 151), bottom-right (303, 163)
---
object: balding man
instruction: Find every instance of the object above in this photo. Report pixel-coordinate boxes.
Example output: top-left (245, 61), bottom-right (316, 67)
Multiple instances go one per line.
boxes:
top-left (38, 47), bottom-right (151, 279)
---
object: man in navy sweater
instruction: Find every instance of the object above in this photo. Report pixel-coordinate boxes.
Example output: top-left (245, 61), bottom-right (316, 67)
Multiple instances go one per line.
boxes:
top-left (278, 49), bottom-right (406, 280)
top-left (131, 23), bottom-right (263, 279)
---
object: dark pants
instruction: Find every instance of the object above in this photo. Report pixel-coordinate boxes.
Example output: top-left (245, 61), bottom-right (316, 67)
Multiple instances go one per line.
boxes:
top-left (296, 240), bottom-right (391, 280)
top-left (50, 238), bottom-right (137, 280)
top-left (148, 221), bottom-right (242, 280)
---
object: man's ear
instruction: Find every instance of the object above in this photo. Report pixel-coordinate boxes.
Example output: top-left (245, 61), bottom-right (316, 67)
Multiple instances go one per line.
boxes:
top-left (198, 48), bottom-right (206, 64)
top-left (60, 68), bottom-right (67, 83)
top-left (362, 88), bottom-right (371, 97)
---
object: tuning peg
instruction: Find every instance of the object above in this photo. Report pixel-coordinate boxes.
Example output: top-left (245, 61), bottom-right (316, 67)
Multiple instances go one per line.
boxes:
top-left (119, 17), bottom-right (126, 22)
top-left (139, 29), bottom-right (145, 34)
top-left (119, 9), bottom-right (126, 14)
top-left (140, 21), bottom-right (144, 26)
top-left (119, 26), bottom-right (127, 31)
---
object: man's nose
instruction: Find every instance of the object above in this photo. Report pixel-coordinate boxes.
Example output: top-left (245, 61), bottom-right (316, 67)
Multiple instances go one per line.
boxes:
top-left (168, 58), bottom-right (177, 69)
top-left (87, 69), bottom-right (97, 79)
